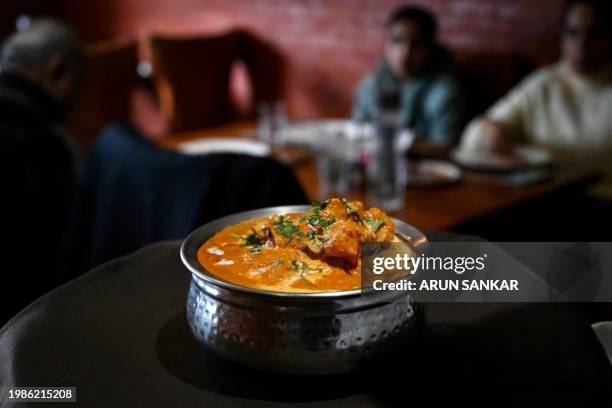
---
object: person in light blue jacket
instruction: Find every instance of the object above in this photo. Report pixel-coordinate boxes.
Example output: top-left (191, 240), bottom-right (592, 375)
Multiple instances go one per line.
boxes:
top-left (352, 6), bottom-right (465, 146)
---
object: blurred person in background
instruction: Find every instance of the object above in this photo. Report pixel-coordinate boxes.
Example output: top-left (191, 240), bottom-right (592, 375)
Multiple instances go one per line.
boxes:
top-left (0, 18), bottom-right (83, 324)
top-left (461, 0), bottom-right (612, 198)
top-left (352, 5), bottom-right (465, 146)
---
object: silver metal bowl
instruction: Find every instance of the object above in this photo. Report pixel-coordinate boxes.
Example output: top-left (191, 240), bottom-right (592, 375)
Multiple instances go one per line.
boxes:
top-left (180, 205), bottom-right (427, 374)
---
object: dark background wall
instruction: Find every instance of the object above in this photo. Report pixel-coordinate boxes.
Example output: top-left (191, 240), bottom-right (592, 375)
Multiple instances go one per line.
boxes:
top-left (2, 0), bottom-right (566, 119)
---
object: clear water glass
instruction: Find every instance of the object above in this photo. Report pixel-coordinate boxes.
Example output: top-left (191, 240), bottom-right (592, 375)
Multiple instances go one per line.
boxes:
top-left (257, 101), bottom-right (287, 147)
top-left (315, 131), bottom-right (352, 199)
top-left (365, 112), bottom-right (412, 212)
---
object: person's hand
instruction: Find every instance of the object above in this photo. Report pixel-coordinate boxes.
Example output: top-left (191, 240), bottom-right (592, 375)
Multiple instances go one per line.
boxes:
top-left (460, 119), bottom-right (514, 154)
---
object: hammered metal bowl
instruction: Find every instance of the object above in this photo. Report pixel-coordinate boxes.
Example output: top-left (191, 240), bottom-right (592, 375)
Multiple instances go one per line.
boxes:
top-left (180, 205), bottom-right (426, 374)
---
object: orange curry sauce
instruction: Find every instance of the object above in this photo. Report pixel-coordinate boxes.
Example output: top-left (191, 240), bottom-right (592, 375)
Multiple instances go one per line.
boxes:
top-left (197, 198), bottom-right (396, 293)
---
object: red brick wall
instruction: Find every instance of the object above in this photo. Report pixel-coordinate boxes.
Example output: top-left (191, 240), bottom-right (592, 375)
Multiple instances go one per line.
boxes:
top-left (53, 0), bottom-right (565, 118)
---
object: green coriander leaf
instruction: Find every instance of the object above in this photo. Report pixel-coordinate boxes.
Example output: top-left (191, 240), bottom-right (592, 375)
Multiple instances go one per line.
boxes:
top-left (300, 202), bottom-right (336, 233)
top-left (272, 216), bottom-right (303, 242)
top-left (340, 197), bottom-right (362, 223)
top-left (363, 215), bottom-right (388, 232)
top-left (233, 228), bottom-right (265, 247)
top-left (288, 259), bottom-right (300, 271)
top-left (299, 270), bottom-right (315, 286)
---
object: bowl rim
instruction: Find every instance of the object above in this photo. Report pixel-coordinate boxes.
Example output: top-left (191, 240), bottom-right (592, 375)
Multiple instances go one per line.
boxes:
top-left (180, 204), bottom-right (428, 300)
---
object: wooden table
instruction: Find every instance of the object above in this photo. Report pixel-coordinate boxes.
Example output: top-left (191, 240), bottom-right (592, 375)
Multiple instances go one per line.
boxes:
top-left (159, 122), bottom-right (599, 232)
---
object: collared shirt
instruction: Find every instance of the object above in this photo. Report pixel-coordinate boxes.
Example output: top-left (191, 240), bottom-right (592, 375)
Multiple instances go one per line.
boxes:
top-left (351, 54), bottom-right (465, 146)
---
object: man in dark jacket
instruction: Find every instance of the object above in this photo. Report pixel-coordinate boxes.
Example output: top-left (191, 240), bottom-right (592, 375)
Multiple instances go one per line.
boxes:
top-left (0, 19), bottom-right (82, 324)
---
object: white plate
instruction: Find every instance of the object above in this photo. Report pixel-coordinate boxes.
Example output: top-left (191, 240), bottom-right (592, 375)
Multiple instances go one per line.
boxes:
top-left (284, 119), bottom-right (378, 148)
top-left (284, 119), bottom-right (351, 146)
top-left (451, 145), bottom-right (552, 172)
top-left (406, 160), bottom-right (461, 187)
top-left (177, 138), bottom-right (271, 157)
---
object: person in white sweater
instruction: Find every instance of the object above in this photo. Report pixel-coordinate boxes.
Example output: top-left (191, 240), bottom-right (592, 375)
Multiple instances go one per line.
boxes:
top-left (460, 0), bottom-right (612, 197)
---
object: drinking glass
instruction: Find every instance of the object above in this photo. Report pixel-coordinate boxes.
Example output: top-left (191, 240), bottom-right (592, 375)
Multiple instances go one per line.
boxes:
top-left (315, 129), bottom-right (352, 199)
top-left (257, 101), bottom-right (287, 147)
top-left (365, 111), bottom-right (414, 212)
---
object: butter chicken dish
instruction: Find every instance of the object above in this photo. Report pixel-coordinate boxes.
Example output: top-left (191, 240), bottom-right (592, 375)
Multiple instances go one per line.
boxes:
top-left (198, 198), bottom-right (398, 293)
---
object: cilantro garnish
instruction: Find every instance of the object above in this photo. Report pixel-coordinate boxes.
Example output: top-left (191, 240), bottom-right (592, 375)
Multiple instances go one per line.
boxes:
top-left (363, 215), bottom-right (388, 232)
top-left (288, 260), bottom-right (323, 285)
top-left (231, 228), bottom-right (265, 253)
top-left (272, 215), bottom-right (303, 242)
top-left (312, 199), bottom-right (330, 211)
top-left (306, 230), bottom-right (324, 244)
top-left (299, 201), bottom-right (335, 241)
top-left (340, 197), bottom-right (363, 223)
top-left (340, 197), bottom-right (368, 226)
top-left (273, 259), bottom-right (284, 267)
top-left (232, 228), bottom-right (264, 246)
top-left (340, 198), bottom-right (358, 215)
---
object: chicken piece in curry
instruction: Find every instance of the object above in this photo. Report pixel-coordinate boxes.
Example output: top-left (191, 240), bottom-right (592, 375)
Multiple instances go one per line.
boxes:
top-left (198, 198), bottom-right (397, 293)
